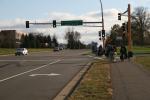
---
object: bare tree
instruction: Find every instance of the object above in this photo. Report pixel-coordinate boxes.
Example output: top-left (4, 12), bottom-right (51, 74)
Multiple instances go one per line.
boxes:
top-left (64, 28), bottom-right (82, 49)
top-left (132, 7), bottom-right (150, 45)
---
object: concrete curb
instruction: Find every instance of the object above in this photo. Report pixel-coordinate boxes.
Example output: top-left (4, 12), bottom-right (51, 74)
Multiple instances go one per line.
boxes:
top-left (53, 62), bottom-right (92, 100)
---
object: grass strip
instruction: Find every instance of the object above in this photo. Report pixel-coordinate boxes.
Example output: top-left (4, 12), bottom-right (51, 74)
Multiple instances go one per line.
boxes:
top-left (0, 48), bottom-right (52, 55)
top-left (134, 56), bottom-right (150, 70)
top-left (69, 60), bottom-right (112, 100)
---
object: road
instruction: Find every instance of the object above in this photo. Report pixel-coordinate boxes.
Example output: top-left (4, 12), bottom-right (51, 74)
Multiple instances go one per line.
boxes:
top-left (0, 49), bottom-right (93, 100)
top-left (111, 60), bottom-right (150, 100)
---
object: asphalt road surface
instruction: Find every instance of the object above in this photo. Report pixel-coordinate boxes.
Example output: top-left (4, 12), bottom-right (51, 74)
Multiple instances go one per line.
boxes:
top-left (0, 49), bottom-right (93, 100)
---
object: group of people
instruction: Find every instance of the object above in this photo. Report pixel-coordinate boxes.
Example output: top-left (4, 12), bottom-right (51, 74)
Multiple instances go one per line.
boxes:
top-left (97, 44), bottom-right (132, 62)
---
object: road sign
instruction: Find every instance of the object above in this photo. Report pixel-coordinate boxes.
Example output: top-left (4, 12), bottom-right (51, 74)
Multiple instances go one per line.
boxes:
top-left (116, 36), bottom-right (122, 40)
top-left (61, 20), bottom-right (83, 26)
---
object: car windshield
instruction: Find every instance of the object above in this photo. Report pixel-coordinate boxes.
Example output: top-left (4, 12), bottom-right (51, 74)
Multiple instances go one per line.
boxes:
top-left (17, 48), bottom-right (24, 51)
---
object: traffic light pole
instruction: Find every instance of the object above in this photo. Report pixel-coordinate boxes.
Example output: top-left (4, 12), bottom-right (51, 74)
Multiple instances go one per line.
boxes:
top-left (99, 0), bottom-right (105, 48)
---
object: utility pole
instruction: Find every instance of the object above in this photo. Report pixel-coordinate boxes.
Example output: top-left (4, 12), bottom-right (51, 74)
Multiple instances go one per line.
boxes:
top-left (128, 4), bottom-right (132, 52)
top-left (118, 4), bottom-right (133, 58)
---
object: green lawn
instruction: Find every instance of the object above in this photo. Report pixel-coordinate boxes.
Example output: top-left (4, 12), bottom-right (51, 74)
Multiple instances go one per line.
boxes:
top-left (135, 56), bottom-right (150, 70)
top-left (116, 46), bottom-right (150, 55)
top-left (132, 46), bottom-right (150, 54)
top-left (0, 48), bottom-right (52, 55)
top-left (69, 60), bottom-right (112, 100)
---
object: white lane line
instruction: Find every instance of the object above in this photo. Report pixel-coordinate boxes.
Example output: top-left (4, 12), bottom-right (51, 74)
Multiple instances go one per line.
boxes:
top-left (29, 73), bottom-right (61, 77)
top-left (0, 60), bottom-right (53, 62)
top-left (87, 55), bottom-right (105, 60)
top-left (0, 60), bottom-right (61, 83)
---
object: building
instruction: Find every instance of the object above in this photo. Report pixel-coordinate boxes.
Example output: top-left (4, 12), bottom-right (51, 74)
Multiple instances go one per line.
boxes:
top-left (0, 30), bottom-right (27, 48)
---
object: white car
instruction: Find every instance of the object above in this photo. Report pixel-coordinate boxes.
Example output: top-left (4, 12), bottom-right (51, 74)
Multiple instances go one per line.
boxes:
top-left (53, 47), bottom-right (59, 51)
top-left (15, 48), bottom-right (28, 56)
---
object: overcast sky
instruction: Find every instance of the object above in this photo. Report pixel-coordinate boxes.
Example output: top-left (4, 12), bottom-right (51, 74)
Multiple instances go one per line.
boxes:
top-left (0, 0), bottom-right (150, 44)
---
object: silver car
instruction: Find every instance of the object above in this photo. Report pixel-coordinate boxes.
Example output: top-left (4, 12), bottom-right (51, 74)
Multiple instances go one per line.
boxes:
top-left (15, 48), bottom-right (28, 56)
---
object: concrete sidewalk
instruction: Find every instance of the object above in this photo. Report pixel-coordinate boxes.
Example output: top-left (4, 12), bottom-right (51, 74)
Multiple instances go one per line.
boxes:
top-left (111, 60), bottom-right (150, 100)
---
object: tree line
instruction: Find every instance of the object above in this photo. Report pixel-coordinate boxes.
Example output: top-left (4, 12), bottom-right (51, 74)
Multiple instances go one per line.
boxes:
top-left (20, 29), bottom-right (87, 49)
top-left (106, 6), bottom-right (150, 46)
top-left (20, 33), bottom-right (58, 48)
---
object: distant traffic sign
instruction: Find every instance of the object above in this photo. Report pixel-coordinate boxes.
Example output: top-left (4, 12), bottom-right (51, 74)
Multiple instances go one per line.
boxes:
top-left (61, 20), bottom-right (83, 26)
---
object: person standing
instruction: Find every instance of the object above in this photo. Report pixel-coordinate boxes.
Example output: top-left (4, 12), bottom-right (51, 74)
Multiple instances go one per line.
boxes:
top-left (120, 45), bottom-right (127, 61)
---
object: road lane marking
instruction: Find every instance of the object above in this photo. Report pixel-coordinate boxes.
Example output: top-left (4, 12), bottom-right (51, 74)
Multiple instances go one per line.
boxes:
top-left (29, 73), bottom-right (61, 77)
top-left (0, 60), bottom-right (61, 83)
top-left (87, 55), bottom-right (105, 60)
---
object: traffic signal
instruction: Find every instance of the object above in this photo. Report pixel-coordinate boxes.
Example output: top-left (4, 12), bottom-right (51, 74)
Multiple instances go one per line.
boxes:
top-left (99, 31), bottom-right (101, 37)
top-left (102, 30), bottom-right (105, 37)
top-left (122, 33), bottom-right (126, 37)
top-left (126, 22), bottom-right (128, 32)
top-left (53, 20), bottom-right (56, 28)
top-left (26, 21), bottom-right (29, 28)
top-left (118, 13), bottom-right (121, 20)
top-left (122, 23), bottom-right (126, 31)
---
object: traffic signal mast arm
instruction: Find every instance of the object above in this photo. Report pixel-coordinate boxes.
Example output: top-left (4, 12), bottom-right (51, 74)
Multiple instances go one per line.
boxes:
top-left (26, 20), bottom-right (103, 28)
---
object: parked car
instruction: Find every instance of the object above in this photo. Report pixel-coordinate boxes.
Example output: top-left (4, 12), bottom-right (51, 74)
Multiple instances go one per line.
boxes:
top-left (15, 48), bottom-right (28, 56)
top-left (53, 47), bottom-right (59, 51)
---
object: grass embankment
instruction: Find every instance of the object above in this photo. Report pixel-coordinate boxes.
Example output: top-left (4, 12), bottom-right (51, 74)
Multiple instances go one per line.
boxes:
top-left (0, 48), bottom-right (52, 55)
top-left (135, 56), bottom-right (150, 70)
top-left (28, 48), bottom-right (52, 52)
top-left (69, 60), bottom-right (112, 100)
top-left (132, 46), bottom-right (150, 54)
top-left (0, 48), bottom-right (16, 55)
